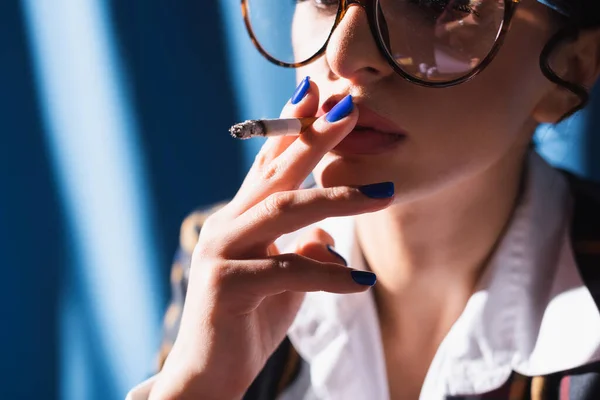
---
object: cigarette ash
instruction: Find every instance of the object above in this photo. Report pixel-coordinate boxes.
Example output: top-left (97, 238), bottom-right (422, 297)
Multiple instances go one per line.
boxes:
top-left (229, 119), bottom-right (267, 139)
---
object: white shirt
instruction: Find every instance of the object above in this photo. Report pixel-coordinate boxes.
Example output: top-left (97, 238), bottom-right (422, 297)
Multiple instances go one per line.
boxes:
top-left (127, 152), bottom-right (600, 399)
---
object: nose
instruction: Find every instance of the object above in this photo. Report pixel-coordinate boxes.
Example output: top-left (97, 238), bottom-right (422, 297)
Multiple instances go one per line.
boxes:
top-left (325, 2), bottom-right (395, 86)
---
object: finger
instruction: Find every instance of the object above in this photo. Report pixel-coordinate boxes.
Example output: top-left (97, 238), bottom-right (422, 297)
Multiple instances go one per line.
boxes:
top-left (223, 183), bottom-right (394, 254)
top-left (266, 242), bottom-right (280, 257)
top-left (295, 228), bottom-right (334, 253)
top-left (234, 78), bottom-right (320, 204)
top-left (217, 254), bottom-right (376, 297)
top-left (255, 95), bottom-right (358, 193)
top-left (260, 79), bottom-right (322, 162)
top-left (233, 97), bottom-right (359, 216)
top-left (280, 78), bottom-right (320, 118)
top-left (294, 228), bottom-right (347, 266)
top-left (241, 79), bottom-right (319, 175)
top-left (254, 79), bottom-right (321, 167)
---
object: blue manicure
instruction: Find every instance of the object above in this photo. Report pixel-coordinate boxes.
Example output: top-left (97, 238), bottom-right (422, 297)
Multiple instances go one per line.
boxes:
top-left (326, 95), bottom-right (353, 123)
top-left (358, 182), bottom-right (395, 199)
top-left (351, 270), bottom-right (377, 286)
top-left (326, 245), bottom-right (348, 266)
top-left (291, 76), bottom-right (311, 105)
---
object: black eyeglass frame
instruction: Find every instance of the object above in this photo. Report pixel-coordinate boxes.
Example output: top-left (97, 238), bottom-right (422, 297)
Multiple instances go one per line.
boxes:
top-left (241, 0), bottom-right (521, 88)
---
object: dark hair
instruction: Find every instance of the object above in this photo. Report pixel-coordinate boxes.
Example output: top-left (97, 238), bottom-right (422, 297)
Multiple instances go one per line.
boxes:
top-left (542, 0), bottom-right (600, 120)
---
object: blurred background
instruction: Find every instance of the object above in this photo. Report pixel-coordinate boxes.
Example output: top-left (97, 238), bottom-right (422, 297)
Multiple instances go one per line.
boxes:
top-left (0, 1), bottom-right (598, 399)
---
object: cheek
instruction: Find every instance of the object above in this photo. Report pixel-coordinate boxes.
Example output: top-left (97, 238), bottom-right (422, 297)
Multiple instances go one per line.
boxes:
top-left (415, 16), bottom-right (553, 154)
top-left (311, 37), bottom-right (551, 198)
top-left (473, 23), bottom-right (552, 123)
top-left (309, 7), bottom-right (554, 198)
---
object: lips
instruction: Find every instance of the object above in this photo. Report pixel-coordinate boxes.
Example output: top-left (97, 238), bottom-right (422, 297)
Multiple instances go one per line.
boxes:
top-left (318, 98), bottom-right (408, 155)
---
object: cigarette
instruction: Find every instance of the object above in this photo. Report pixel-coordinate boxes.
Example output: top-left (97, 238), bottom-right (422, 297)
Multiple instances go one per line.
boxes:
top-left (229, 117), bottom-right (318, 140)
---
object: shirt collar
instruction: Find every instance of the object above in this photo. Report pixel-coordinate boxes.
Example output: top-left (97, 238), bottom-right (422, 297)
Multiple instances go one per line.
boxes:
top-left (432, 151), bottom-right (600, 396)
top-left (278, 151), bottom-right (600, 399)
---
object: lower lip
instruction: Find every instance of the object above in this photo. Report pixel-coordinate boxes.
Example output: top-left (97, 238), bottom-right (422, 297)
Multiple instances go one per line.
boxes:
top-left (332, 129), bottom-right (406, 155)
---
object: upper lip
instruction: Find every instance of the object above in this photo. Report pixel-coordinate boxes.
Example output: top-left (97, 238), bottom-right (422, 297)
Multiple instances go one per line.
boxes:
top-left (317, 97), bottom-right (408, 136)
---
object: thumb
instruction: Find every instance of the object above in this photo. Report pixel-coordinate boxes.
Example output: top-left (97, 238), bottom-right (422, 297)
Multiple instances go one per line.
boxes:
top-left (262, 77), bottom-right (321, 158)
top-left (294, 228), bottom-right (348, 267)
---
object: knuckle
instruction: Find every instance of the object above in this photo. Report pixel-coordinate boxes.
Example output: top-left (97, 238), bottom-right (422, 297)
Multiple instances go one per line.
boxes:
top-left (195, 214), bottom-right (236, 256)
top-left (294, 240), bottom-right (314, 255)
top-left (195, 230), bottom-right (226, 259)
top-left (263, 192), bottom-right (295, 216)
top-left (268, 258), bottom-right (292, 273)
top-left (201, 214), bottom-right (218, 234)
top-left (203, 260), bottom-right (237, 291)
top-left (326, 186), bottom-right (353, 202)
top-left (270, 253), bottom-right (301, 271)
top-left (259, 159), bottom-right (285, 182)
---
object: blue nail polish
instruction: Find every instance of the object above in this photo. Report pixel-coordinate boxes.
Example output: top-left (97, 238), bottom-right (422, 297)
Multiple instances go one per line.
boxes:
top-left (326, 95), bottom-right (353, 123)
top-left (326, 245), bottom-right (348, 266)
top-left (351, 270), bottom-right (377, 286)
top-left (291, 76), bottom-right (310, 105)
top-left (358, 182), bottom-right (395, 199)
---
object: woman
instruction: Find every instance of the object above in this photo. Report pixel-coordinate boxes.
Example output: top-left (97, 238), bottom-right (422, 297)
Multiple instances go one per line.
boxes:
top-left (128, 0), bottom-right (600, 399)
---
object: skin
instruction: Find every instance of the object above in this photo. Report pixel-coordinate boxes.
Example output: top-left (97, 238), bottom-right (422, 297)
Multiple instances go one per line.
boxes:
top-left (150, 0), bottom-right (600, 399)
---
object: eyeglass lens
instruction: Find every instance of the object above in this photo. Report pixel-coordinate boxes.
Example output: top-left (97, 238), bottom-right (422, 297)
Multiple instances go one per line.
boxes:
top-left (245, 0), bottom-right (506, 83)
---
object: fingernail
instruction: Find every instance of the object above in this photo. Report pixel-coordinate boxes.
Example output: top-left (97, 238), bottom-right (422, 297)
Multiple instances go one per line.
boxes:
top-left (326, 245), bottom-right (347, 266)
top-left (291, 76), bottom-right (310, 105)
top-left (358, 182), bottom-right (395, 199)
top-left (351, 270), bottom-right (377, 286)
top-left (326, 95), bottom-right (353, 123)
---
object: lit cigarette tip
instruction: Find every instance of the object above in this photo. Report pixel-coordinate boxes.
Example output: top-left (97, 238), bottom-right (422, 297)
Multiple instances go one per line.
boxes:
top-left (229, 120), bottom-right (266, 140)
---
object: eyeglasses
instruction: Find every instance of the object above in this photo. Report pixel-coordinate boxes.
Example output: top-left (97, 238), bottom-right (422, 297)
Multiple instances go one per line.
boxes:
top-left (241, 0), bottom-right (568, 88)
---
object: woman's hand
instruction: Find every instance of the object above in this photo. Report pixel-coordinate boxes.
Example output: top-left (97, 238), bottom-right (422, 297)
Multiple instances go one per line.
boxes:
top-left (149, 80), bottom-right (394, 400)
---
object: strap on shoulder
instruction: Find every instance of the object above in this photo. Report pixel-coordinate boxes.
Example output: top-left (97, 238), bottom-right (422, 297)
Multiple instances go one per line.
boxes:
top-left (243, 337), bottom-right (301, 400)
top-left (158, 201), bottom-right (302, 398)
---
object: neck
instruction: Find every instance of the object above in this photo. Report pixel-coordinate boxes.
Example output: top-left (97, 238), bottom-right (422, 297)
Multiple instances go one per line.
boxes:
top-left (355, 141), bottom-right (530, 343)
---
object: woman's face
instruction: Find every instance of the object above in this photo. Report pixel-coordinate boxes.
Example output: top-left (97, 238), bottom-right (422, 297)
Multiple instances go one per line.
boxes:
top-left (293, 0), bottom-right (560, 201)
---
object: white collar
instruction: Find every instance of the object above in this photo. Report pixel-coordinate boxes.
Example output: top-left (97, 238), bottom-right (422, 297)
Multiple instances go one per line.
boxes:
top-left (276, 151), bottom-right (600, 399)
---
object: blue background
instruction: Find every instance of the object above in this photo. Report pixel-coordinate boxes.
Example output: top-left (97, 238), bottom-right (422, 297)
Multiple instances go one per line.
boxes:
top-left (0, 1), bottom-right (597, 399)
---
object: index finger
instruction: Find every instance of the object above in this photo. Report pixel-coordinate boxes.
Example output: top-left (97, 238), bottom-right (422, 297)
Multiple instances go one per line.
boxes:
top-left (235, 78), bottom-right (320, 198)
